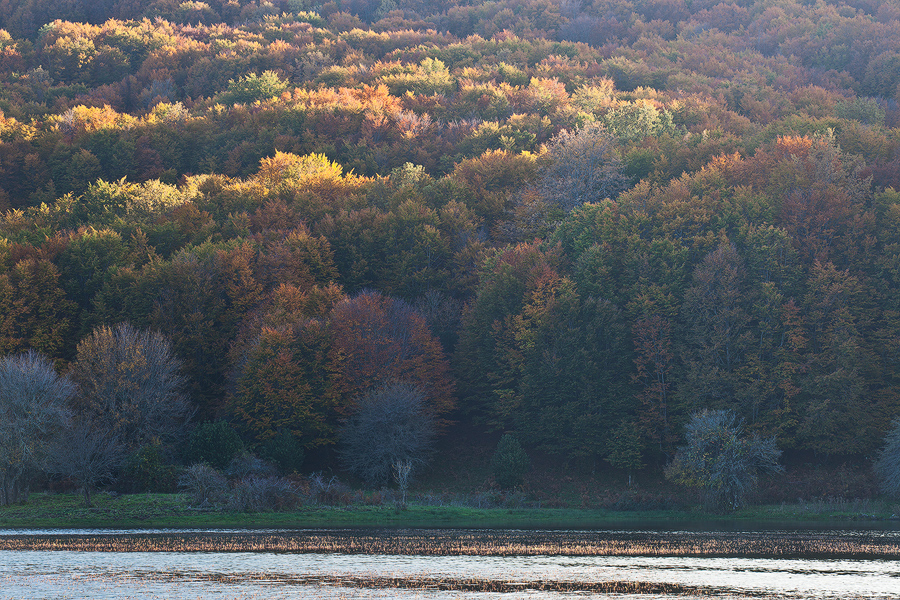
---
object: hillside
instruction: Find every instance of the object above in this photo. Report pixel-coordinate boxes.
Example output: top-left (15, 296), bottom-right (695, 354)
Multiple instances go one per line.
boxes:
top-left (2, 0), bottom-right (900, 503)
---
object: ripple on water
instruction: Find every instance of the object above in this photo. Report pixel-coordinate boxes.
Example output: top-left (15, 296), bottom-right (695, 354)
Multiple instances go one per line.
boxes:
top-left (1, 529), bottom-right (899, 600)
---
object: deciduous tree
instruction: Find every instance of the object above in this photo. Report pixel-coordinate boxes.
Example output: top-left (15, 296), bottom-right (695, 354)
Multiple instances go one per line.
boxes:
top-left (0, 350), bottom-right (74, 505)
top-left (68, 322), bottom-right (193, 454)
top-left (538, 121), bottom-right (629, 211)
top-left (339, 380), bottom-right (435, 485)
top-left (666, 409), bottom-right (782, 511)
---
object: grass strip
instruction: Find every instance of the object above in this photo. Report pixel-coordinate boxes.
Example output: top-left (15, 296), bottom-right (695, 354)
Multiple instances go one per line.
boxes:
top-left (0, 492), bottom-right (898, 530)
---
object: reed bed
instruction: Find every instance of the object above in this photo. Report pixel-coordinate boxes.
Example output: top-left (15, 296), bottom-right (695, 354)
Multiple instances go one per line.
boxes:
top-left (2, 529), bottom-right (899, 559)
top-left (152, 572), bottom-right (720, 596)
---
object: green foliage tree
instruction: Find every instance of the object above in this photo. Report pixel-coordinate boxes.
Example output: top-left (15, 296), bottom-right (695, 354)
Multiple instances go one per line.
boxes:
top-left (606, 419), bottom-right (644, 487)
top-left (232, 319), bottom-right (343, 450)
top-left (666, 409), bottom-right (782, 512)
top-left (874, 418), bottom-right (900, 499)
top-left (0, 257), bottom-right (76, 359)
top-left (491, 433), bottom-right (530, 490)
top-left (259, 428), bottom-right (305, 475)
top-left (223, 71), bottom-right (288, 104)
top-left (186, 421), bottom-right (244, 471)
top-left (679, 242), bottom-right (752, 413)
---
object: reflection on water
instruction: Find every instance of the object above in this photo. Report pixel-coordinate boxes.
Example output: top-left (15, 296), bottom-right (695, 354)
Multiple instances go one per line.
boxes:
top-left (1, 529), bottom-right (898, 599)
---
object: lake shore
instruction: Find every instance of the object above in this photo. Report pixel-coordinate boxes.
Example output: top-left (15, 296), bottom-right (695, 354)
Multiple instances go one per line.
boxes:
top-left (1, 492), bottom-right (898, 530)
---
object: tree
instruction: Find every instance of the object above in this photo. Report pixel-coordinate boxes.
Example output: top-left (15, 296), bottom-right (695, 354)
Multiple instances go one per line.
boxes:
top-left (632, 314), bottom-right (675, 457)
top-left (606, 419), bottom-right (644, 487)
top-left (47, 419), bottom-right (124, 507)
top-left (139, 244), bottom-right (262, 417)
top-left (330, 290), bottom-right (455, 419)
top-left (185, 421), bottom-right (244, 470)
top-left (222, 71), bottom-right (288, 104)
top-left (538, 121), bottom-right (629, 212)
top-left (874, 418), bottom-right (900, 498)
top-left (68, 322), bottom-right (193, 454)
top-left (339, 381), bottom-right (435, 486)
top-left (491, 433), bottom-right (530, 490)
top-left (0, 257), bottom-right (76, 359)
top-left (500, 270), bottom-right (630, 458)
top-left (0, 350), bottom-right (74, 505)
top-left (797, 261), bottom-right (869, 455)
top-left (232, 319), bottom-right (344, 451)
top-left (679, 242), bottom-right (752, 413)
top-left (665, 409), bottom-right (782, 512)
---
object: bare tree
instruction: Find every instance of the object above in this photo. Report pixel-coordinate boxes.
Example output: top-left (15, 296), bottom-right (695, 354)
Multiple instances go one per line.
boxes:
top-left (339, 381), bottom-right (435, 486)
top-left (48, 419), bottom-right (124, 507)
top-left (392, 459), bottom-right (413, 507)
top-left (666, 409), bottom-right (782, 512)
top-left (538, 121), bottom-right (629, 212)
top-left (0, 350), bottom-right (74, 505)
top-left (68, 323), bottom-right (193, 453)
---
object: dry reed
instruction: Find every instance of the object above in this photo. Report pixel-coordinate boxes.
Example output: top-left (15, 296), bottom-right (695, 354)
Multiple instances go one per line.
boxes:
top-left (1, 529), bottom-right (898, 559)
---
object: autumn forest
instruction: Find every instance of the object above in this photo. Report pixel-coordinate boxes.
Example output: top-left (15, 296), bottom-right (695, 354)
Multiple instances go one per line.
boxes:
top-left (2, 0), bottom-right (900, 501)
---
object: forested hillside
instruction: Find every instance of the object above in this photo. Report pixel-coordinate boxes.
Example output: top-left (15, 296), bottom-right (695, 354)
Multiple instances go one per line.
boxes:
top-left (2, 0), bottom-right (900, 498)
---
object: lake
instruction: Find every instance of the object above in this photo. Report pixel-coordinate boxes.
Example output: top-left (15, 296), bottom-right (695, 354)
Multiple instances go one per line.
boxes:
top-left (1, 527), bottom-right (898, 599)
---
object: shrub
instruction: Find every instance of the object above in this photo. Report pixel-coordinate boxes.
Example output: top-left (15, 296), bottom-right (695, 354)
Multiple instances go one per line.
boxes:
top-left (491, 433), bottom-right (530, 490)
top-left (307, 472), bottom-right (352, 505)
top-left (227, 475), bottom-right (301, 512)
top-left (120, 443), bottom-right (178, 493)
top-left (186, 421), bottom-right (244, 470)
top-left (226, 452), bottom-right (277, 479)
top-left (179, 463), bottom-right (229, 506)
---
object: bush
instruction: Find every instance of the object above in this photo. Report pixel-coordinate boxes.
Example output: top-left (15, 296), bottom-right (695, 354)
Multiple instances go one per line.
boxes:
top-left (306, 472), bottom-right (352, 505)
top-left (226, 452), bottom-right (277, 479)
top-left (179, 463), bottom-right (229, 506)
top-left (666, 409), bottom-right (783, 512)
top-left (491, 434), bottom-right (530, 490)
top-left (227, 475), bottom-right (302, 512)
top-left (186, 421), bottom-right (244, 470)
top-left (875, 418), bottom-right (900, 498)
top-left (259, 429), bottom-right (305, 475)
top-left (120, 443), bottom-right (178, 493)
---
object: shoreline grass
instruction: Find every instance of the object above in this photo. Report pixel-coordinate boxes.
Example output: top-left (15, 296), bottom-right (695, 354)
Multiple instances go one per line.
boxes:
top-left (0, 492), bottom-right (898, 530)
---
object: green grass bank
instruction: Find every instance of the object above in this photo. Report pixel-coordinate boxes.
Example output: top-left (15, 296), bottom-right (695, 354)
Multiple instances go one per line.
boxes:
top-left (1, 492), bottom-right (898, 530)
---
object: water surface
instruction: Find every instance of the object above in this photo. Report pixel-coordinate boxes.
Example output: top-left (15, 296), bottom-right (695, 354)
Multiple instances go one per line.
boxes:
top-left (1, 528), bottom-right (897, 599)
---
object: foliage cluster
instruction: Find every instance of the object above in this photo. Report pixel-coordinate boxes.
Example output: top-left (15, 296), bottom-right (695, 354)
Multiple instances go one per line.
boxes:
top-left (3, 0), bottom-right (900, 504)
